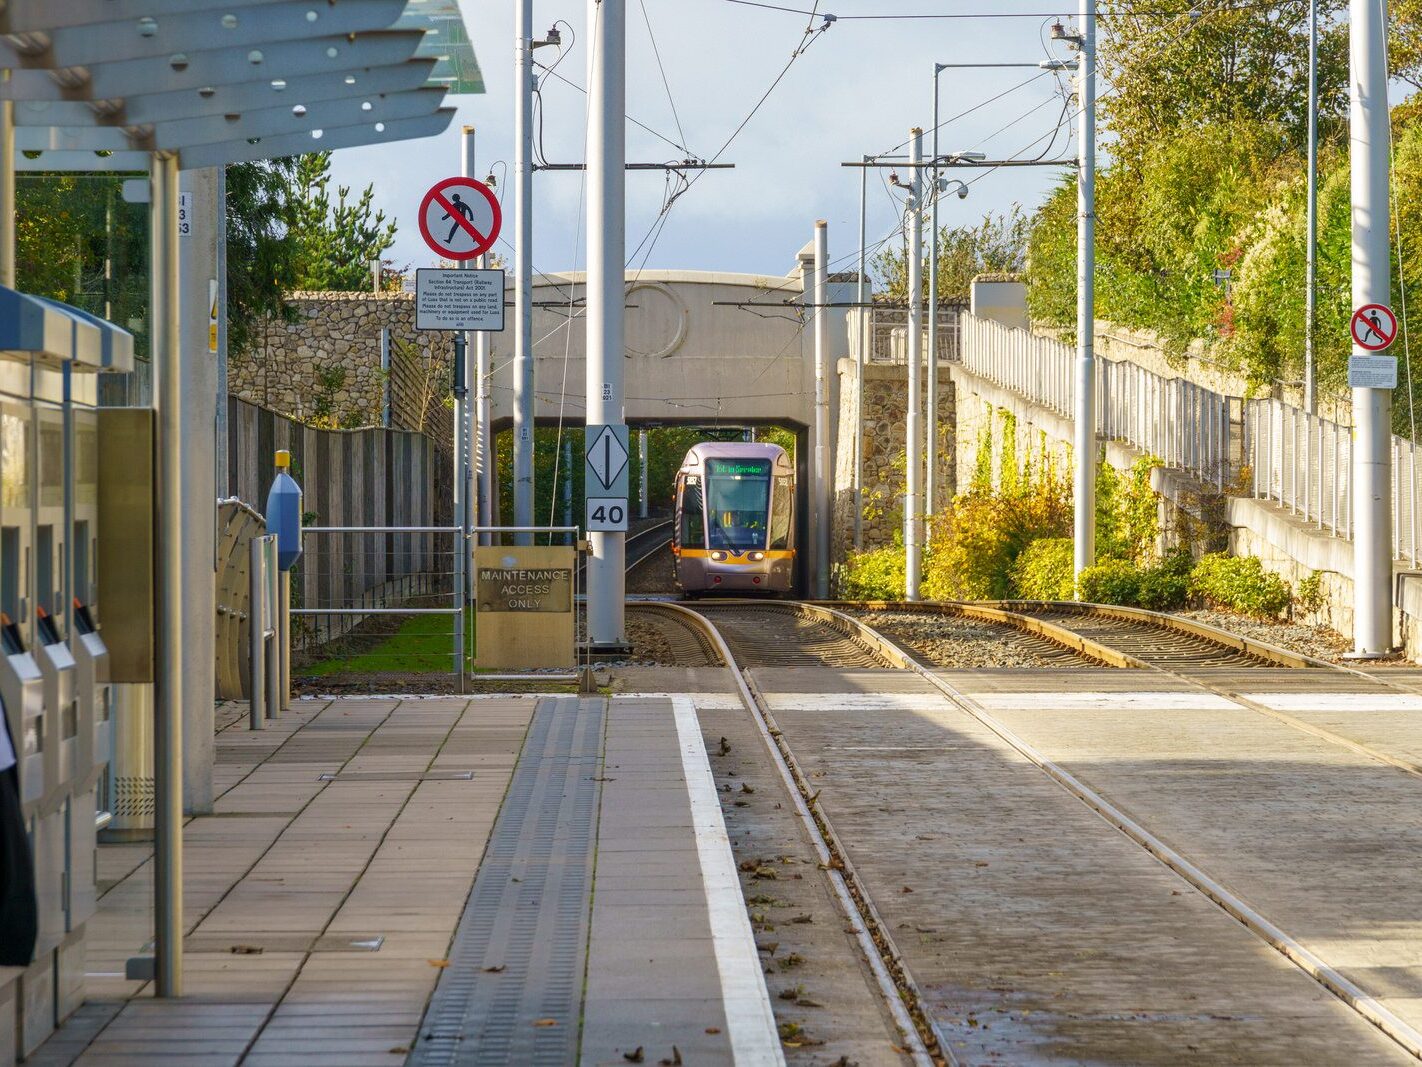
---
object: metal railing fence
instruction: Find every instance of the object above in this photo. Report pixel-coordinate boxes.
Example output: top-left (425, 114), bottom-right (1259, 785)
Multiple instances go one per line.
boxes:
top-left (863, 305), bottom-right (963, 365)
top-left (960, 314), bottom-right (1241, 488)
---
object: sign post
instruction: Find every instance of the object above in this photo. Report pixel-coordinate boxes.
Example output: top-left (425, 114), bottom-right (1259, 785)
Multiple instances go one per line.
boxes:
top-left (584, 424), bottom-right (630, 532)
top-left (415, 175), bottom-right (504, 686)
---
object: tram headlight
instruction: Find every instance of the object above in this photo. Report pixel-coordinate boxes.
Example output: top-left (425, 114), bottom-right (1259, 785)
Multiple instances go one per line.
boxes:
top-left (747, 551), bottom-right (765, 561)
top-left (710, 550), bottom-right (728, 561)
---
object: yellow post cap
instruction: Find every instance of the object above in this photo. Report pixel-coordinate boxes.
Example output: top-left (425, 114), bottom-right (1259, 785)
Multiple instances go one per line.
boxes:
top-left (274, 450), bottom-right (291, 470)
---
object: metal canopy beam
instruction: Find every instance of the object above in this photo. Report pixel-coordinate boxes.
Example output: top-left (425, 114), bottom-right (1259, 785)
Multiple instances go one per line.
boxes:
top-left (0, 0), bottom-right (297, 34)
top-left (13, 109), bottom-right (455, 170)
top-left (0, 1), bottom-right (407, 69)
top-left (16, 86), bottom-right (448, 155)
top-left (13, 59), bottom-right (435, 127)
top-left (42, 31), bottom-right (425, 101)
top-left (1, 31), bottom-right (424, 101)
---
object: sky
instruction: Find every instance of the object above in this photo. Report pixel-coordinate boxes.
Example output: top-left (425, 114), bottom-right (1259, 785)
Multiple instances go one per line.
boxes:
top-left (328, 0), bottom-right (1084, 283)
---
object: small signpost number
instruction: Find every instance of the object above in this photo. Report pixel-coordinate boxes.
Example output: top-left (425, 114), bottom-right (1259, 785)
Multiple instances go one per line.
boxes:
top-left (586, 498), bottom-right (626, 531)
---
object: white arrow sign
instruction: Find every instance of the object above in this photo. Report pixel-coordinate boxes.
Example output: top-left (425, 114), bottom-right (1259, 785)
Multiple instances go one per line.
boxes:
top-left (586, 424), bottom-right (629, 492)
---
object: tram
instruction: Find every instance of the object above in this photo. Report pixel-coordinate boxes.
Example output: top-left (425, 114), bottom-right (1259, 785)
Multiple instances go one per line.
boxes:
top-left (672, 441), bottom-right (795, 594)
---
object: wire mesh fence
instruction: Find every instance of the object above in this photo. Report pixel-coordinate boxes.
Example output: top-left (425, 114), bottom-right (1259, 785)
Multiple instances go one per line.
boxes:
top-left (290, 526), bottom-right (465, 677)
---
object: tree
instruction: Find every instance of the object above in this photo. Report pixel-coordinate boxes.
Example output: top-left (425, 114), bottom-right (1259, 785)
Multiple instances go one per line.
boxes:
top-left (285, 152), bottom-right (397, 291)
top-left (1098, 1), bottom-right (1349, 158)
top-left (873, 208), bottom-right (1029, 303)
top-left (226, 158), bottom-right (300, 359)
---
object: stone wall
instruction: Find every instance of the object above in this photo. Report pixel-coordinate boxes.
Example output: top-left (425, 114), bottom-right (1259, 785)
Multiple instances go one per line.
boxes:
top-left (833, 358), bottom-right (955, 564)
top-left (230, 291), bottom-right (454, 427)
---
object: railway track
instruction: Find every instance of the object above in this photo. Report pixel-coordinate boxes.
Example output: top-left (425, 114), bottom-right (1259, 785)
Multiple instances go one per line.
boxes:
top-left (652, 599), bottom-right (1422, 1063)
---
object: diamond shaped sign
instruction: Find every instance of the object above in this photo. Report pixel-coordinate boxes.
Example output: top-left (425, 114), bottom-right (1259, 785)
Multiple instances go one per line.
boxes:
top-left (585, 424), bottom-right (630, 494)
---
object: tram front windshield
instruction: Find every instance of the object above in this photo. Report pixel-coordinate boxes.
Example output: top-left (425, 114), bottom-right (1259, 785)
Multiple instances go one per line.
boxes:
top-left (705, 458), bottom-right (772, 551)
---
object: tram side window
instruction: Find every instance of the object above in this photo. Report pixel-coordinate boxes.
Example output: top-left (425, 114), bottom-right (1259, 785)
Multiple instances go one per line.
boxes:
top-left (769, 476), bottom-right (792, 550)
top-left (681, 476), bottom-right (705, 549)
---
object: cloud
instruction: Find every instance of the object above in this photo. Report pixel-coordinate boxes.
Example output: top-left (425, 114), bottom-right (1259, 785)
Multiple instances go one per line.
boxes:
top-left (329, 0), bottom-right (1075, 279)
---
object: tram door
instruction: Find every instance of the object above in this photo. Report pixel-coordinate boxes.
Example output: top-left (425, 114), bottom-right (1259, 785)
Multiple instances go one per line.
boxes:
top-left (673, 474), bottom-right (704, 589)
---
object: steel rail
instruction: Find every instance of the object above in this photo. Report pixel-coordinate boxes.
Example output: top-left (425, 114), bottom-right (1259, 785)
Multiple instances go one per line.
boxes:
top-left (836, 599), bottom-right (1422, 785)
top-left (655, 601), bottom-right (941, 1066)
top-left (810, 601), bottom-right (1422, 1063)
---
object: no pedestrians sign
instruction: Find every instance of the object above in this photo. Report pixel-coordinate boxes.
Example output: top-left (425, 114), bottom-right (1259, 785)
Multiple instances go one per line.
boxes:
top-left (1351, 303), bottom-right (1397, 351)
top-left (418, 176), bottom-right (501, 261)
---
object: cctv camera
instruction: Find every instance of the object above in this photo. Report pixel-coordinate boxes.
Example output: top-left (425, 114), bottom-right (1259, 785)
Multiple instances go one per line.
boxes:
top-left (957, 186), bottom-right (968, 200)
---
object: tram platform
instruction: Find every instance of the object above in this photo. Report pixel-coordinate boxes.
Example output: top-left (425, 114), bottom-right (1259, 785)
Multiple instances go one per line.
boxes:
top-left (30, 693), bottom-right (780, 1067)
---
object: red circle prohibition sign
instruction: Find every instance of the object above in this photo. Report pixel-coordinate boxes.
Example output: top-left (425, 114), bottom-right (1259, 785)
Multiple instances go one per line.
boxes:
top-left (1351, 303), bottom-right (1398, 351)
top-left (417, 176), bottom-right (501, 261)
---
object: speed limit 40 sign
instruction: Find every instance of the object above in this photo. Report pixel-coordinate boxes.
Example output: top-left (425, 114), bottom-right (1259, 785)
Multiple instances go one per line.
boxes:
top-left (586, 497), bottom-right (628, 531)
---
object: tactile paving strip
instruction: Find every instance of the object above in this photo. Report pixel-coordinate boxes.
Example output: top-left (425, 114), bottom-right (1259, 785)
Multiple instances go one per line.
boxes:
top-left (409, 696), bottom-right (605, 1067)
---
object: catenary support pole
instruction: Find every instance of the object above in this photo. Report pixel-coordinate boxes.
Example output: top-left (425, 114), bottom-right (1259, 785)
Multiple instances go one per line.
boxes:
top-left (1072, 1), bottom-right (1097, 587)
top-left (151, 151), bottom-right (183, 998)
top-left (1351, 0), bottom-right (1394, 656)
top-left (564, 437), bottom-right (575, 540)
top-left (854, 156), bottom-right (868, 552)
top-left (638, 428), bottom-right (649, 518)
top-left (813, 220), bottom-right (831, 599)
top-left (928, 67), bottom-right (942, 516)
top-left (586, 0), bottom-right (627, 649)
top-left (178, 167), bottom-right (220, 815)
top-left (905, 129), bottom-right (924, 602)
top-left (215, 166), bottom-right (229, 498)
top-left (513, 0), bottom-right (536, 545)
top-left (1305, 0), bottom-right (1319, 414)
top-left (0, 88), bottom-right (13, 288)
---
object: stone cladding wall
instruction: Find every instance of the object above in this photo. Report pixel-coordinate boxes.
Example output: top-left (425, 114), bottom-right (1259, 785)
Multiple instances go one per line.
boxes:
top-left (833, 359), bottom-right (955, 564)
top-left (229, 291), bottom-right (454, 427)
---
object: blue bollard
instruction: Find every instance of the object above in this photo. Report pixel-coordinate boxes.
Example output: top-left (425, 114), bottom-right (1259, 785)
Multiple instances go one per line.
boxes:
top-left (265, 450), bottom-right (303, 572)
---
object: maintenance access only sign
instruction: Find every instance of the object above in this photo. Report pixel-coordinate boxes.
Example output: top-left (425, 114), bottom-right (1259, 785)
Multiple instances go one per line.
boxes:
top-left (415, 268), bottom-right (506, 331)
top-left (585, 423), bottom-right (630, 532)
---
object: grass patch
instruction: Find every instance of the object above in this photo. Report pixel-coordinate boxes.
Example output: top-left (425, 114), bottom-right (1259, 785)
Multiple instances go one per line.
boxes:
top-left (301, 607), bottom-right (475, 676)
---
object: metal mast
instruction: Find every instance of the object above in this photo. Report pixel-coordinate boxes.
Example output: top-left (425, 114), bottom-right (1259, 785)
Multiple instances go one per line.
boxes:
top-left (513, 0), bottom-right (536, 543)
top-left (1072, 0), bottom-right (1097, 585)
top-left (1350, 0), bottom-right (1394, 655)
top-left (905, 129), bottom-right (924, 601)
top-left (586, 0), bottom-right (627, 648)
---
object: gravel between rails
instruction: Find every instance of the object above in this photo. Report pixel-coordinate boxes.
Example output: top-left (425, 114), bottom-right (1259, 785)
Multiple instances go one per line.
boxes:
top-left (1177, 609), bottom-right (1361, 663)
top-left (849, 609), bottom-right (1096, 669)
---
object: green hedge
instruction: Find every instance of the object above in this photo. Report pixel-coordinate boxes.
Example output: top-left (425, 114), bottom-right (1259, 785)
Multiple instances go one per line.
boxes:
top-left (1010, 538), bottom-right (1075, 600)
top-left (1187, 552), bottom-right (1292, 618)
top-left (838, 545), bottom-right (905, 600)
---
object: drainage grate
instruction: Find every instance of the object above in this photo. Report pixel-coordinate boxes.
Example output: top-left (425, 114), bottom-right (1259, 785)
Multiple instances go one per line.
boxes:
top-left (408, 696), bottom-right (604, 1067)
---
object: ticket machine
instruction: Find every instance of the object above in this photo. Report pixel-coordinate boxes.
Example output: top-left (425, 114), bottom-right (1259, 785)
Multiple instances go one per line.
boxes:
top-left (0, 287), bottom-right (130, 1058)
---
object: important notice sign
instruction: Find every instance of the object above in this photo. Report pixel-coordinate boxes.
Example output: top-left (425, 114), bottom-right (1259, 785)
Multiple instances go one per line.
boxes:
top-left (415, 268), bottom-right (506, 331)
top-left (473, 545), bottom-right (575, 669)
top-left (1349, 354), bottom-right (1399, 390)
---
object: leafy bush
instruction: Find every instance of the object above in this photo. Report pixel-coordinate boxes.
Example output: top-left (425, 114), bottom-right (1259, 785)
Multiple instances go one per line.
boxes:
top-left (1188, 552), bottom-right (1292, 618)
top-left (1136, 551), bottom-right (1192, 611)
top-left (1010, 538), bottom-right (1075, 600)
top-left (1077, 558), bottom-right (1144, 605)
top-left (923, 475), bottom-right (1072, 601)
top-left (1296, 570), bottom-right (1327, 615)
top-left (838, 545), bottom-right (905, 600)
